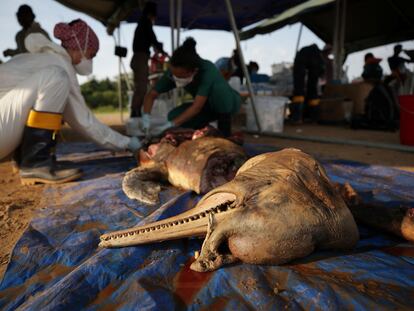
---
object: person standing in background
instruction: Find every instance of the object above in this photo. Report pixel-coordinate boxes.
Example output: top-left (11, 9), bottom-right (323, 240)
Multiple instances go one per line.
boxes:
top-left (130, 2), bottom-right (165, 118)
top-left (388, 44), bottom-right (412, 76)
top-left (290, 44), bottom-right (331, 124)
top-left (231, 49), bottom-right (244, 84)
top-left (362, 53), bottom-right (383, 83)
top-left (320, 44), bottom-right (333, 91)
top-left (387, 44), bottom-right (413, 90)
top-left (3, 4), bottom-right (50, 58)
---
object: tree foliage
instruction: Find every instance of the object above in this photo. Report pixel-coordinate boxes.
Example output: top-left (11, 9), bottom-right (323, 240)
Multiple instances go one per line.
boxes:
top-left (80, 76), bottom-right (130, 109)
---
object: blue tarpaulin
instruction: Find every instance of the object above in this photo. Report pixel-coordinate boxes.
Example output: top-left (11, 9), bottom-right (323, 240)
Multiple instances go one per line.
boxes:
top-left (1, 142), bottom-right (414, 310)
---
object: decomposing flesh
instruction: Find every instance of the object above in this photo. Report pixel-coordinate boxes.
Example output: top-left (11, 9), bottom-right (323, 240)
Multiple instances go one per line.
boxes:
top-left (336, 183), bottom-right (414, 242)
top-left (122, 136), bottom-right (248, 205)
top-left (101, 148), bottom-right (359, 272)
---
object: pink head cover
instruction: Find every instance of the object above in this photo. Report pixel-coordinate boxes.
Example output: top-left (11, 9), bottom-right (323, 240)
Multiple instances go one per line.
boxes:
top-left (54, 19), bottom-right (99, 55)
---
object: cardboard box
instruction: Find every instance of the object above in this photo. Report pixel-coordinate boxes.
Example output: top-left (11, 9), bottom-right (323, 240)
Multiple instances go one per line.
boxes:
top-left (319, 98), bottom-right (353, 122)
top-left (323, 82), bottom-right (373, 115)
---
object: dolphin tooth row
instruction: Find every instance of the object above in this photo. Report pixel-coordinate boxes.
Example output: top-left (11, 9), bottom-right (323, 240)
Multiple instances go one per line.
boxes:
top-left (102, 200), bottom-right (237, 241)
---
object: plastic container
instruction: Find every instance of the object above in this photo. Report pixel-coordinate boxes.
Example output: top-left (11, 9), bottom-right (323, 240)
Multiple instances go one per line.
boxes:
top-left (399, 95), bottom-right (414, 146)
top-left (228, 76), bottom-right (241, 92)
top-left (125, 116), bottom-right (169, 137)
top-left (245, 96), bottom-right (288, 133)
top-left (125, 117), bottom-right (142, 136)
top-left (125, 97), bottom-right (174, 137)
top-left (151, 98), bottom-right (174, 117)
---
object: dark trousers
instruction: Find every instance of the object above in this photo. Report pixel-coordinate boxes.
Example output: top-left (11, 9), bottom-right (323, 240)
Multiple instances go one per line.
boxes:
top-left (293, 60), bottom-right (319, 100)
top-left (130, 52), bottom-right (149, 117)
top-left (168, 103), bottom-right (232, 136)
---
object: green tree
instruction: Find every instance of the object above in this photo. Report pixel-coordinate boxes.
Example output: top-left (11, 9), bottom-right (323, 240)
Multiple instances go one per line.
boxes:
top-left (80, 75), bottom-right (130, 110)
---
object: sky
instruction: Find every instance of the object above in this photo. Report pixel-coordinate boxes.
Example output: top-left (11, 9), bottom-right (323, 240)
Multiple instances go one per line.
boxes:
top-left (1, 0), bottom-right (413, 84)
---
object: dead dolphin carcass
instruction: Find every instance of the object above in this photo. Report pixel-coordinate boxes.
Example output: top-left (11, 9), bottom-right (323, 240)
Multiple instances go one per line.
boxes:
top-left (101, 148), bottom-right (359, 272)
top-left (122, 136), bottom-right (248, 205)
top-left (336, 183), bottom-right (414, 243)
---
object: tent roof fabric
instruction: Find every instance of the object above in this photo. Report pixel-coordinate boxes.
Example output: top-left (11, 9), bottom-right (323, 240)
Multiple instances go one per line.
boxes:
top-left (240, 0), bottom-right (333, 40)
top-left (55, 0), bottom-right (308, 31)
top-left (240, 0), bottom-right (414, 54)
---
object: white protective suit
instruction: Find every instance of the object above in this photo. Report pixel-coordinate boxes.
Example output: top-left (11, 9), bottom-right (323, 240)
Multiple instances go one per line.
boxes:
top-left (0, 33), bottom-right (130, 160)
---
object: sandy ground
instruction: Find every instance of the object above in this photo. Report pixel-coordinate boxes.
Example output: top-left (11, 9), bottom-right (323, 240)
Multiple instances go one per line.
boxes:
top-left (1, 112), bottom-right (413, 278)
top-left (0, 165), bottom-right (43, 273)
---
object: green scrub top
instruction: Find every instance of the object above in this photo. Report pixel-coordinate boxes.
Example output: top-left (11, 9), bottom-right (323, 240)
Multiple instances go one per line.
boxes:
top-left (154, 59), bottom-right (241, 115)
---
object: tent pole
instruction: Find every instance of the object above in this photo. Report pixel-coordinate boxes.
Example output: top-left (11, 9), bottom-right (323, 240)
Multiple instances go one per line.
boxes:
top-left (176, 0), bottom-right (182, 47)
top-left (116, 26), bottom-right (124, 122)
top-left (295, 23), bottom-right (303, 54)
top-left (333, 0), bottom-right (339, 80)
top-left (175, 0), bottom-right (183, 107)
top-left (169, 0), bottom-right (178, 107)
top-left (333, 0), bottom-right (346, 80)
top-left (224, 0), bottom-right (262, 133)
top-left (339, 0), bottom-right (346, 73)
top-left (169, 0), bottom-right (176, 52)
top-left (341, 0), bottom-right (347, 43)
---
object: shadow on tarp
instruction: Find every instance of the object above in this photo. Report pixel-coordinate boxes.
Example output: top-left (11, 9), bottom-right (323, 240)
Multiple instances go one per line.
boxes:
top-left (0, 142), bottom-right (414, 310)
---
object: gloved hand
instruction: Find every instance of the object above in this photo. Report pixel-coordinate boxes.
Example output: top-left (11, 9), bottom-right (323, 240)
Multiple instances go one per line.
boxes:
top-left (141, 113), bottom-right (151, 136)
top-left (127, 136), bottom-right (142, 153)
top-left (153, 120), bottom-right (175, 136)
top-left (3, 49), bottom-right (13, 57)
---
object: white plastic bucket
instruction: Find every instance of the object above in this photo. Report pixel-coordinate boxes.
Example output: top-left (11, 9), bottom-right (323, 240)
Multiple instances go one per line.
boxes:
top-left (228, 77), bottom-right (241, 92)
top-left (246, 96), bottom-right (287, 133)
top-left (125, 116), bottom-right (170, 137)
top-left (125, 97), bottom-right (175, 136)
top-left (151, 98), bottom-right (174, 117)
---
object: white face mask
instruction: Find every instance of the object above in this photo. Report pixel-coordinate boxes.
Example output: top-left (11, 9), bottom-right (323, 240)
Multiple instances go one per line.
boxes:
top-left (173, 74), bottom-right (194, 88)
top-left (74, 57), bottom-right (93, 75)
top-left (73, 28), bottom-right (93, 76)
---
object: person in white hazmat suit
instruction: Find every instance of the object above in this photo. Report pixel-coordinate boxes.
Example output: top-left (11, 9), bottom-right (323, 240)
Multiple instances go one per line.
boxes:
top-left (0, 19), bottom-right (142, 185)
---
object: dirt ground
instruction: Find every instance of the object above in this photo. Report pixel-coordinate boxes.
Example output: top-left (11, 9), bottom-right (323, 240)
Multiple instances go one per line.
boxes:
top-left (1, 112), bottom-right (413, 278)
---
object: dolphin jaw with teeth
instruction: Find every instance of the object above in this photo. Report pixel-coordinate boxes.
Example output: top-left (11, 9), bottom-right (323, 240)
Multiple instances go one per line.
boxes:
top-left (101, 148), bottom-right (359, 272)
top-left (98, 193), bottom-right (238, 248)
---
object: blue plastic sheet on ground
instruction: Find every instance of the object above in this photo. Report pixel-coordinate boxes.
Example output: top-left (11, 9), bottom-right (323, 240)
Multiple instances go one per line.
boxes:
top-left (1, 142), bottom-right (414, 310)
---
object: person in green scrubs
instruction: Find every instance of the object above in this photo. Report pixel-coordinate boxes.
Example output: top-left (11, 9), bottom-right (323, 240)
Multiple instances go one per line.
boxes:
top-left (141, 38), bottom-right (241, 136)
